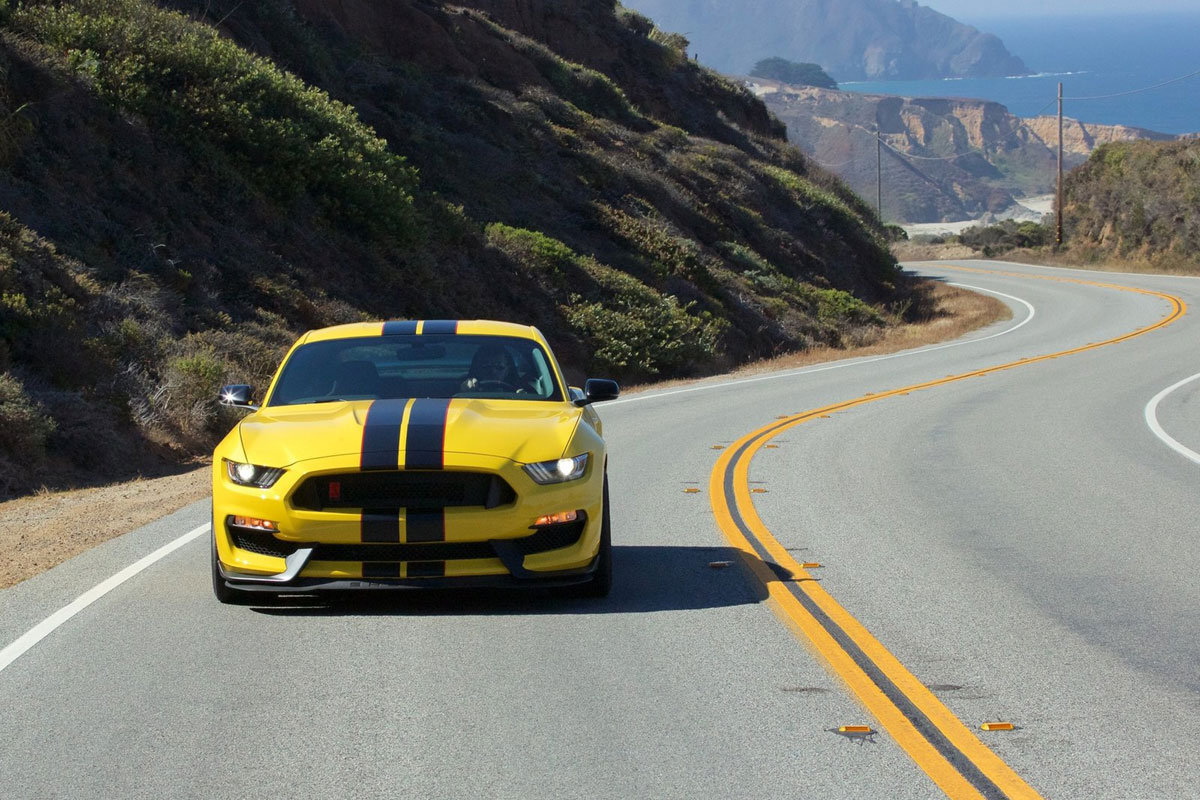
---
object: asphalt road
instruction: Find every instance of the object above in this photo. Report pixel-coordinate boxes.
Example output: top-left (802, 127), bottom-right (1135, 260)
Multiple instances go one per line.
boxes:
top-left (2, 260), bottom-right (1198, 799)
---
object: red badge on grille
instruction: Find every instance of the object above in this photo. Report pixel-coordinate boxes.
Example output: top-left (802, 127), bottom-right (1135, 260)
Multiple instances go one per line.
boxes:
top-left (328, 481), bottom-right (341, 501)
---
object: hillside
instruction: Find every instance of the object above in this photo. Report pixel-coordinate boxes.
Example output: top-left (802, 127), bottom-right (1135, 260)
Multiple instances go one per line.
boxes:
top-left (755, 82), bottom-right (1181, 223)
top-left (0, 0), bottom-right (904, 498)
top-left (1063, 139), bottom-right (1200, 270)
top-left (622, 0), bottom-right (1028, 80)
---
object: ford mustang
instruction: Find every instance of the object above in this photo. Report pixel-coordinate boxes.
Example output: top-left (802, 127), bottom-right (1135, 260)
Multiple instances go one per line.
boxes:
top-left (211, 320), bottom-right (619, 603)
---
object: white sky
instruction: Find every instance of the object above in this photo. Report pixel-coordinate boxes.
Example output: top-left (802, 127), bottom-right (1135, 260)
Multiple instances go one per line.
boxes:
top-left (930, 0), bottom-right (1199, 17)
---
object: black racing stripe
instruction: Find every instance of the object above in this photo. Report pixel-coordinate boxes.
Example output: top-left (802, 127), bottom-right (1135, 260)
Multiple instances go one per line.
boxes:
top-left (360, 399), bottom-right (408, 471)
top-left (362, 509), bottom-right (401, 543)
top-left (722, 435), bottom-right (1010, 800)
top-left (405, 508), bottom-right (445, 543)
top-left (382, 320), bottom-right (418, 335)
top-left (421, 320), bottom-right (459, 335)
top-left (407, 561), bottom-right (446, 578)
top-left (362, 562), bottom-right (401, 578)
top-left (404, 398), bottom-right (451, 470)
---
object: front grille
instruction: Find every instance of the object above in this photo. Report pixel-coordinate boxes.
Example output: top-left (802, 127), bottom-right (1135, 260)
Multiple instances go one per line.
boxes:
top-left (291, 471), bottom-right (515, 511)
top-left (228, 524), bottom-right (299, 558)
top-left (309, 516), bottom-right (587, 563)
top-left (509, 519), bottom-right (587, 555)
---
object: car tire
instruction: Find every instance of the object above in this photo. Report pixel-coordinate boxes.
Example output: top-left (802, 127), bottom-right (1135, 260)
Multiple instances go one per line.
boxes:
top-left (564, 475), bottom-right (612, 598)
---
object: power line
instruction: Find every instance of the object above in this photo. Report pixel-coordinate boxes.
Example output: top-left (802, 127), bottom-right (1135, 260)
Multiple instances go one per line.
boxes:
top-left (877, 139), bottom-right (976, 161)
top-left (1029, 96), bottom-right (1059, 118)
top-left (1062, 66), bottom-right (1200, 101)
top-left (806, 155), bottom-right (858, 169)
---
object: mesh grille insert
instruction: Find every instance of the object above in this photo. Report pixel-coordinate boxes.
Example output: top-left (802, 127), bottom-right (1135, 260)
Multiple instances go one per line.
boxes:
top-left (228, 524), bottom-right (299, 558)
top-left (292, 471), bottom-right (515, 511)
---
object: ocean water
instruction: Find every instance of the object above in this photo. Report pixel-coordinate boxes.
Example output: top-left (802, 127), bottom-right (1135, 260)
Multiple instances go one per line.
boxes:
top-left (840, 13), bottom-right (1200, 134)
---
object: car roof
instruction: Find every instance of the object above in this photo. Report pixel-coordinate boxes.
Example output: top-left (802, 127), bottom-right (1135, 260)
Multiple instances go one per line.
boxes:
top-left (299, 320), bottom-right (544, 345)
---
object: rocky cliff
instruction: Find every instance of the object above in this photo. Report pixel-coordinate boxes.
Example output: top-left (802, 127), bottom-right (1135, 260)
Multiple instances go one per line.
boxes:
top-left (755, 82), bottom-right (1181, 222)
top-left (1023, 116), bottom-right (1175, 159)
top-left (623, 0), bottom-right (1028, 80)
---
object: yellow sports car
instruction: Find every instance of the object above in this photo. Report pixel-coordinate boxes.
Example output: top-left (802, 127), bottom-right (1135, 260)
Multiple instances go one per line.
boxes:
top-left (211, 320), bottom-right (619, 603)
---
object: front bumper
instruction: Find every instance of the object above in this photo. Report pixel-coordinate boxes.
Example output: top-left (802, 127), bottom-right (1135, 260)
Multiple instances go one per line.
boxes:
top-left (212, 451), bottom-right (604, 588)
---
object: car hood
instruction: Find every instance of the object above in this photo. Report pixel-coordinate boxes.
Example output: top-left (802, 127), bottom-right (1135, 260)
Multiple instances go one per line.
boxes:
top-left (237, 399), bottom-right (583, 468)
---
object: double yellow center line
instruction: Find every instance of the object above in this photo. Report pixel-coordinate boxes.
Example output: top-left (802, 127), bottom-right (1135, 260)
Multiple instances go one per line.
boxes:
top-left (709, 268), bottom-right (1185, 799)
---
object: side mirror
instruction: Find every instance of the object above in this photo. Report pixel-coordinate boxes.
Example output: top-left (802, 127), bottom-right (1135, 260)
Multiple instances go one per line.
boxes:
top-left (218, 384), bottom-right (259, 410)
top-left (574, 378), bottom-right (620, 407)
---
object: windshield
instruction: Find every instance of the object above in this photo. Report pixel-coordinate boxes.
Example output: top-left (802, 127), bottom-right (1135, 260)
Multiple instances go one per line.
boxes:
top-left (267, 334), bottom-right (564, 406)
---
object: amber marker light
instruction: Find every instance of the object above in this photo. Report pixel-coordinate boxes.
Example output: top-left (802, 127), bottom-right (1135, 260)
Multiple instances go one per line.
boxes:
top-left (533, 510), bottom-right (578, 527)
top-left (232, 516), bottom-right (278, 531)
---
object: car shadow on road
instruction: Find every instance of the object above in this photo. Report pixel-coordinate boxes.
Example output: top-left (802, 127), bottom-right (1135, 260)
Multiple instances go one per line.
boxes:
top-left (251, 545), bottom-right (800, 617)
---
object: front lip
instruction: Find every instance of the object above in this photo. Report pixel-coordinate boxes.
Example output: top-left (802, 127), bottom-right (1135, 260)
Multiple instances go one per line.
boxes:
top-left (217, 555), bottom-right (600, 591)
top-left (219, 547), bottom-right (315, 583)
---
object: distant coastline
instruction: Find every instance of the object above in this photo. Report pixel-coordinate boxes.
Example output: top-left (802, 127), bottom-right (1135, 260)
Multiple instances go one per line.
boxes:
top-left (840, 13), bottom-right (1200, 134)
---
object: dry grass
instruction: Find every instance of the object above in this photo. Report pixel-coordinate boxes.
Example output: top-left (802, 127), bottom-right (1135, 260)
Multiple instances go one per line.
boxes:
top-left (0, 467), bottom-right (209, 589)
top-left (0, 281), bottom-right (1006, 589)
top-left (626, 280), bottom-right (1010, 394)
top-left (893, 240), bottom-right (1200, 277)
top-left (890, 241), bottom-right (979, 261)
top-left (994, 248), bottom-right (1200, 276)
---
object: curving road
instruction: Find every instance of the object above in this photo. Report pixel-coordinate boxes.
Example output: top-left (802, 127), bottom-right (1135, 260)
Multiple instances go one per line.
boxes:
top-left (2, 260), bottom-right (1198, 799)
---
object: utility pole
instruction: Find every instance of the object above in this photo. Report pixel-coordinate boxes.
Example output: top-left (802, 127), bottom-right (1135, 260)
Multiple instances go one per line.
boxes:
top-left (1056, 81), bottom-right (1064, 246)
top-left (876, 127), bottom-right (882, 220)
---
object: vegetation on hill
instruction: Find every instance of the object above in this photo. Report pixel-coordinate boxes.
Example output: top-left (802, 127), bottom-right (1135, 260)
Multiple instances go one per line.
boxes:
top-left (750, 58), bottom-right (837, 89)
top-left (0, 0), bottom-right (910, 498)
top-left (1062, 139), bottom-right (1200, 270)
top-left (901, 139), bottom-right (1199, 268)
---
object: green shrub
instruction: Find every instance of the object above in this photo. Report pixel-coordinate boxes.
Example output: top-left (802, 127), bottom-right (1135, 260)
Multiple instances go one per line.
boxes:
top-left (959, 219), bottom-right (1051, 255)
top-left (484, 223), bottom-right (725, 377)
top-left (0, 371), bottom-right (55, 462)
top-left (562, 294), bottom-right (721, 376)
top-left (595, 204), bottom-right (708, 282)
top-left (1064, 140), bottom-right (1200, 266)
top-left (615, 6), bottom-right (654, 37)
top-left (10, 0), bottom-right (419, 238)
top-left (466, 10), bottom-right (640, 124)
top-left (161, 343), bottom-right (227, 441)
top-left (649, 28), bottom-right (689, 58)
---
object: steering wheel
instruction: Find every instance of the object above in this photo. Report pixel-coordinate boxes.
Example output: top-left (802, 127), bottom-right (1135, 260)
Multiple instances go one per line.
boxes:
top-left (471, 379), bottom-right (515, 392)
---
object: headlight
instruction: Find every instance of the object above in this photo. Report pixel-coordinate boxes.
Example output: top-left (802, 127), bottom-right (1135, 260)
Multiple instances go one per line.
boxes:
top-left (224, 459), bottom-right (285, 488)
top-left (523, 453), bottom-right (589, 485)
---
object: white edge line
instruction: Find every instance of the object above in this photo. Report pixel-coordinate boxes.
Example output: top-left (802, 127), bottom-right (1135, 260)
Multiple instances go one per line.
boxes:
top-left (1144, 373), bottom-right (1200, 465)
top-left (607, 282), bottom-right (1035, 407)
top-left (0, 523), bottom-right (209, 675)
top-left (903, 258), bottom-right (1200, 282)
